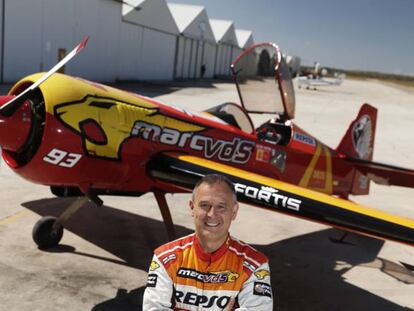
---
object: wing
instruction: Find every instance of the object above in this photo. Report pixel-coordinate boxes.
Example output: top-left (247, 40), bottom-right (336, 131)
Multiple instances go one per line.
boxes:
top-left (346, 157), bottom-right (414, 188)
top-left (149, 152), bottom-right (414, 247)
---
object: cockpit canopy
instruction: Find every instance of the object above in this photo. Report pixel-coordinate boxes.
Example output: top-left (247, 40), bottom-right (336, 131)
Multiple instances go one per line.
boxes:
top-left (205, 102), bottom-right (254, 134)
top-left (231, 42), bottom-right (295, 120)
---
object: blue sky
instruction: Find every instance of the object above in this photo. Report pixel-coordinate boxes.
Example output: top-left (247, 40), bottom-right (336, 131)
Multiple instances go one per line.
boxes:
top-left (169, 0), bottom-right (414, 76)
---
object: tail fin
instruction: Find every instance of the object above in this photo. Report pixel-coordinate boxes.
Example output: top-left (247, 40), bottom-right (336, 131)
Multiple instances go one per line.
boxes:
top-left (336, 103), bottom-right (377, 160)
top-left (336, 104), bottom-right (378, 195)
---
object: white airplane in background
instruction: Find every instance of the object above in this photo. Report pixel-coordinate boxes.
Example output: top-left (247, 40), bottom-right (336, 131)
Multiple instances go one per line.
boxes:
top-left (297, 61), bottom-right (346, 90)
top-left (297, 72), bottom-right (346, 90)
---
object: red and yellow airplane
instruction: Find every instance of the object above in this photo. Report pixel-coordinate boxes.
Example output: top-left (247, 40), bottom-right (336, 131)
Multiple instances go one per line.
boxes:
top-left (0, 38), bottom-right (413, 248)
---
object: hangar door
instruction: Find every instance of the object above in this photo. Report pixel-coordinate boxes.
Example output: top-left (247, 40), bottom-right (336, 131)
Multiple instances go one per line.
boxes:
top-left (175, 36), bottom-right (205, 79)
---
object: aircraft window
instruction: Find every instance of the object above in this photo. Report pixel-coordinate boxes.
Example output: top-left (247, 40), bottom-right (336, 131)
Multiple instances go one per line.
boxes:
top-left (257, 120), bottom-right (292, 146)
top-left (205, 103), bottom-right (254, 134)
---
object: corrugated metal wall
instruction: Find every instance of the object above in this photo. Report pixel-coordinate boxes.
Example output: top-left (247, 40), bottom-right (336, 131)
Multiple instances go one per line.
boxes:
top-left (0, 0), bottom-right (246, 83)
top-left (3, 0), bottom-right (122, 82)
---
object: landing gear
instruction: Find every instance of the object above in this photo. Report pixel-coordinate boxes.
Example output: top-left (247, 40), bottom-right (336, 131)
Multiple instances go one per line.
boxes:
top-left (32, 188), bottom-right (176, 248)
top-left (154, 191), bottom-right (176, 241)
top-left (32, 216), bottom-right (63, 248)
top-left (32, 191), bottom-right (102, 248)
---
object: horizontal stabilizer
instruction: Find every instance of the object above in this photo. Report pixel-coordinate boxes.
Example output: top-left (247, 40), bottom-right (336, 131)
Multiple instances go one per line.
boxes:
top-left (346, 157), bottom-right (414, 188)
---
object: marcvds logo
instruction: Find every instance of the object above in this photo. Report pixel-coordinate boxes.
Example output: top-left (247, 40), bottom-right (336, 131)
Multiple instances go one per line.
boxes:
top-left (177, 268), bottom-right (239, 283)
top-left (131, 121), bottom-right (255, 164)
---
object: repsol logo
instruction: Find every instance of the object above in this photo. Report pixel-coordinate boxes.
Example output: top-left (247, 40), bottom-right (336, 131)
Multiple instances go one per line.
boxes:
top-left (177, 268), bottom-right (239, 283)
top-left (235, 183), bottom-right (302, 211)
top-left (294, 132), bottom-right (316, 146)
top-left (131, 121), bottom-right (254, 164)
top-left (175, 290), bottom-right (231, 309)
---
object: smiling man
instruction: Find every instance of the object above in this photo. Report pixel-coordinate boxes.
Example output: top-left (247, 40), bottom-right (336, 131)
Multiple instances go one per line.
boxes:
top-left (143, 174), bottom-right (273, 310)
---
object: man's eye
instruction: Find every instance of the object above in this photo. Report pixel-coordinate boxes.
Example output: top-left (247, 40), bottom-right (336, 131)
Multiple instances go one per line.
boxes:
top-left (199, 203), bottom-right (211, 209)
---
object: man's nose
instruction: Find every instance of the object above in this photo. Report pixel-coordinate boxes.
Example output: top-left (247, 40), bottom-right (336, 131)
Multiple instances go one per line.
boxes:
top-left (207, 206), bottom-right (217, 217)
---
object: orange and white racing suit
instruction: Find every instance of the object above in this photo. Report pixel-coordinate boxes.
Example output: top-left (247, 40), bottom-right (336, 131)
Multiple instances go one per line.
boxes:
top-left (143, 233), bottom-right (273, 310)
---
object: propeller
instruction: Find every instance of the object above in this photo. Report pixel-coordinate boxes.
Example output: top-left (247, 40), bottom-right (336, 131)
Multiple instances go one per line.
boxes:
top-left (0, 36), bottom-right (89, 117)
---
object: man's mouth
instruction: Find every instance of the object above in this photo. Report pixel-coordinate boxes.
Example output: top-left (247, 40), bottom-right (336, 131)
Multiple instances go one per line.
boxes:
top-left (205, 221), bottom-right (220, 227)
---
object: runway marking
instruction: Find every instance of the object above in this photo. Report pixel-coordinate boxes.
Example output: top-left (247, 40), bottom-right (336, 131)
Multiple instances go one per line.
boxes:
top-left (0, 210), bottom-right (29, 226)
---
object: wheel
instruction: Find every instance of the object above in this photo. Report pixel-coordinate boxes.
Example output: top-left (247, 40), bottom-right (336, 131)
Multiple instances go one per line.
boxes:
top-left (32, 216), bottom-right (64, 248)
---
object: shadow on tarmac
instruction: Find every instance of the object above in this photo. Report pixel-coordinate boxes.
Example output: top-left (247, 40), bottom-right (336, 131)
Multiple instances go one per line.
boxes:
top-left (23, 197), bottom-right (413, 311)
top-left (109, 79), bottom-right (224, 98)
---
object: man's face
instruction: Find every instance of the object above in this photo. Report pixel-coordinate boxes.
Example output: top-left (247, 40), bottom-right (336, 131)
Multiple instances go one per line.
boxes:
top-left (190, 181), bottom-right (239, 245)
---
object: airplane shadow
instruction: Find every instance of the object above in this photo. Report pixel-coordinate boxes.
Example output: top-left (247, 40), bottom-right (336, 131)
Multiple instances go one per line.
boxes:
top-left (22, 197), bottom-right (413, 311)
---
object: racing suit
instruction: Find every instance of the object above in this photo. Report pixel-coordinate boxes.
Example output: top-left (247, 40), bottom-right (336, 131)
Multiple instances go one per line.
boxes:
top-left (143, 233), bottom-right (273, 310)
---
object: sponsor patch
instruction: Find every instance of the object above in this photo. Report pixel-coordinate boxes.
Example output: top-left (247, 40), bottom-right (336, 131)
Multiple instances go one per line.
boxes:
top-left (177, 268), bottom-right (239, 283)
top-left (293, 132), bottom-right (316, 146)
top-left (270, 149), bottom-right (287, 172)
top-left (147, 274), bottom-right (158, 287)
top-left (162, 254), bottom-right (177, 265)
top-left (174, 290), bottom-right (231, 309)
top-left (243, 260), bottom-right (257, 272)
top-left (254, 269), bottom-right (270, 280)
top-left (235, 183), bottom-right (302, 212)
top-left (256, 145), bottom-right (272, 163)
top-left (253, 282), bottom-right (272, 298)
top-left (149, 260), bottom-right (160, 271)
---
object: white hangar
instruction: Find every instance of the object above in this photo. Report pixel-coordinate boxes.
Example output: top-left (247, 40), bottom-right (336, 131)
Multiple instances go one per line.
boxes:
top-left (168, 3), bottom-right (216, 79)
top-left (121, 0), bottom-right (180, 81)
top-left (209, 19), bottom-right (239, 77)
top-left (2, 0), bottom-right (123, 83)
top-left (0, 0), bottom-right (254, 83)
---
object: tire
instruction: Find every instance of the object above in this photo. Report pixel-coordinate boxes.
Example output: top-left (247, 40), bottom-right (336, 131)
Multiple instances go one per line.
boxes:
top-left (32, 216), bottom-right (63, 248)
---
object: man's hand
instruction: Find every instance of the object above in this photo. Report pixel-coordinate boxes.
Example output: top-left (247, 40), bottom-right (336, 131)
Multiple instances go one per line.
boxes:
top-left (223, 297), bottom-right (236, 311)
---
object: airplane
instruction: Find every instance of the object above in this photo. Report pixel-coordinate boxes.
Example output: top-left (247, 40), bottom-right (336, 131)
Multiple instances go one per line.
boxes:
top-left (297, 72), bottom-right (346, 90)
top-left (0, 38), bottom-right (413, 250)
top-left (297, 61), bottom-right (346, 90)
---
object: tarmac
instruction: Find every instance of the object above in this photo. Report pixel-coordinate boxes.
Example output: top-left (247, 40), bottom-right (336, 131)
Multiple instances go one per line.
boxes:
top-left (0, 78), bottom-right (413, 310)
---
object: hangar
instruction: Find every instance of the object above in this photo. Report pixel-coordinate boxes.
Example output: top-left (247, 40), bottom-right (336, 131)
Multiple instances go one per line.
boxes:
top-left (2, 0), bottom-right (123, 83)
top-left (168, 3), bottom-right (216, 79)
top-left (210, 19), bottom-right (239, 77)
top-left (0, 0), bottom-right (254, 83)
top-left (121, 0), bottom-right (179, 81)
top-left (235, 29), bottom-right (254, 50)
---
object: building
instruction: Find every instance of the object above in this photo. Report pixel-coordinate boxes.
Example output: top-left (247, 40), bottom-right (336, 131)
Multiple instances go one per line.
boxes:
top-left (121, 0), bottom-right (179, 81)
top-left (168, 3), bottom-right (215, 79)
top-left (0, 0), bottom-right (254, 83)
top-left (209, 19), bottom-right (238, 77)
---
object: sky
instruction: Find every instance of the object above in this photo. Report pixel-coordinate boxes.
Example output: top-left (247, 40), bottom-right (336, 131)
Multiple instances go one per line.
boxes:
top-left (169, 0), bottom-right (414, 76)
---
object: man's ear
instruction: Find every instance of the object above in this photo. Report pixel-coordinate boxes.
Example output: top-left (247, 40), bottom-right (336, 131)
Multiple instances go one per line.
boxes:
top-left (232, 203), bottom-right (239, 221)
top-left (189, 199), bottom-right (195, 217)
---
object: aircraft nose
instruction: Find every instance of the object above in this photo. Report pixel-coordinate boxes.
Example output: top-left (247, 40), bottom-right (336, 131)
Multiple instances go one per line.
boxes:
top-left (0, 96), bottom-right (33, 152)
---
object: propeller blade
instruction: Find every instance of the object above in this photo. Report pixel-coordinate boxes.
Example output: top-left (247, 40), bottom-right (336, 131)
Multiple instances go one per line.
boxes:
top-left (0, 36), bottom-right (89, 116)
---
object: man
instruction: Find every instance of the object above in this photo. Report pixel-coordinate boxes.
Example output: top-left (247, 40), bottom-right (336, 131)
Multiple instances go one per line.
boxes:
top-left (143, 174), bottom-right (273, 310)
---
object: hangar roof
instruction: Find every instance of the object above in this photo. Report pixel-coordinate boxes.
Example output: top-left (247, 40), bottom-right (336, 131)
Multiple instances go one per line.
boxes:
top-left (122, 0), bottom-right (179, 35)
top-left (209, 19), bottom-right (238, 45)
top-left (167, 3), bottom-right (215, 42)
top-left (235, 29), bottom-right (254, 49)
